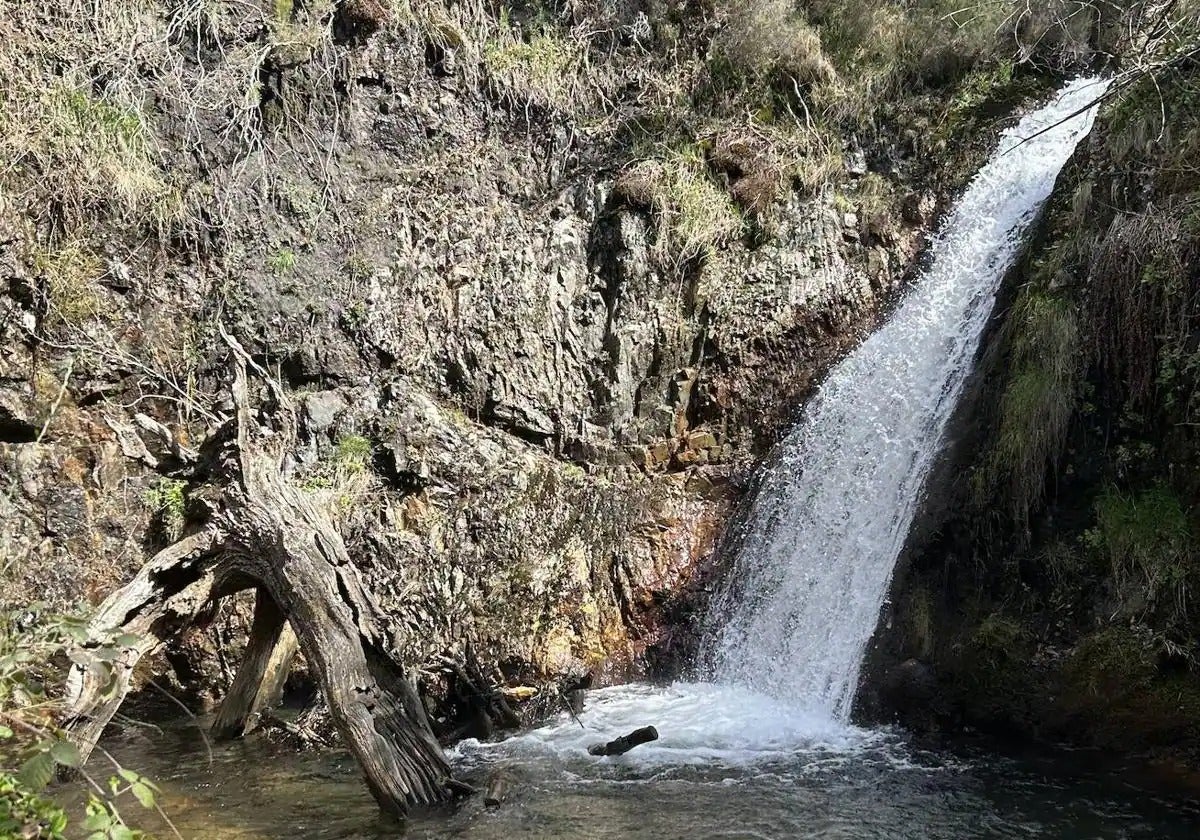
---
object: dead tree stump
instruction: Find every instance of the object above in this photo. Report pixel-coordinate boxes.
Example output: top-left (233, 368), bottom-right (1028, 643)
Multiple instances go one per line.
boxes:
top-left (63, 328), bottom-right (456, 817)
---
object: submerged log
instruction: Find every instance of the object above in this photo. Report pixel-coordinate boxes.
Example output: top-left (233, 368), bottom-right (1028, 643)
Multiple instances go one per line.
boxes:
top-left (63, 328), bottom-right (456, 818)
top-left (587, 725), bottom-right (659, 757)
top-left (483, 767), bottom-right (515, 807)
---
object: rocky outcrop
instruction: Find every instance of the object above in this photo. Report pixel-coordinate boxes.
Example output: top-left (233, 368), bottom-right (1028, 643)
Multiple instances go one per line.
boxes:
top-left (0, 1), bottom-right (1022, 731)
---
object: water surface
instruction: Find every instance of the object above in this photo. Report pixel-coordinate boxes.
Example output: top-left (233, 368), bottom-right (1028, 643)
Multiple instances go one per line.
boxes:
top-left (97, 684), bottom-right (1200, 839)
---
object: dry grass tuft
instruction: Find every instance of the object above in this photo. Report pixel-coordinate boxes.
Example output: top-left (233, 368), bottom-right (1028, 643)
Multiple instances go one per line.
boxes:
top-left (713, 0), bottom-right (837, 91)
top-left (616, 150), bottom-right (744, 265)
top-left (484, 24), bottom-right (587, 111)
top-left (32, 242), bottom-right (105, 328)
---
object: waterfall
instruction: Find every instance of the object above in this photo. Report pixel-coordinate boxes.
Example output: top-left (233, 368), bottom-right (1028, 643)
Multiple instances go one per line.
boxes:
top-left (701, 78), bottom-right (1108, 722)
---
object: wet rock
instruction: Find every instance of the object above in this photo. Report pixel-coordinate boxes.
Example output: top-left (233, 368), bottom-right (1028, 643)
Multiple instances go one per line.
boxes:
top-left (902, 192), bottom-right (937, 226)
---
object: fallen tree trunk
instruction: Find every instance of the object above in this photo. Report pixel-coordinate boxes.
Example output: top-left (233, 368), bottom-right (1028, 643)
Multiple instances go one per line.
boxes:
top-left (64, 328), bottom-right (456, 817)
top-left (587, 726), bottom-right (659, 757)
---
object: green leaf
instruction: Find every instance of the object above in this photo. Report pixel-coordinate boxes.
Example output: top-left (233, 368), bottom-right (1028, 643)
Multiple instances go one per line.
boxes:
top-left (93, 646), bottom-right (121, 662)
top-left (130, 780), bottom-right (156, 809)
top-left (85, 797), bottom-right (116, 831)
top-left (63, 623), bottom-right (91, 643)
top-left (111, 826), bottom-right (137, 840)
top-left (117, 768), bottom-right (140, 784)
top-left (0, 725), bottom-right (13, 739)
top-left (115, 633), bottom-right (141, 648)
top-left (16, 751), bottom-right (56, 791)
top-left (50, 739), bottom-right (82, 768)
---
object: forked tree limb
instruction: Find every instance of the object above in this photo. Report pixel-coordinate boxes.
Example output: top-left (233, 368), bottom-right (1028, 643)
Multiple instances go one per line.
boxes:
top-left (65, 327), bottom-right (456, 817)
top-left (210, 588), bottom-right (296, 740)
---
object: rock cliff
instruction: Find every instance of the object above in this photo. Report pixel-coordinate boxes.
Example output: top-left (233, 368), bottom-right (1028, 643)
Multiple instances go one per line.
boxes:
top-left (0, 0), bottom-right (1034, 730)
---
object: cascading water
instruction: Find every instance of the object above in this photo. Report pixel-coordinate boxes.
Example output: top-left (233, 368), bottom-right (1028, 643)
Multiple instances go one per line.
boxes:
top-left (701, 76), bottom-right (1108, 723)
top-left (465, 78), bottom-right (1109, 768)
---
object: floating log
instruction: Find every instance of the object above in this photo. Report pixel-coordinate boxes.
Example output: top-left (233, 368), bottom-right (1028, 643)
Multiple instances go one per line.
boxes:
top-left (587, 725), bottom-right (658, 757)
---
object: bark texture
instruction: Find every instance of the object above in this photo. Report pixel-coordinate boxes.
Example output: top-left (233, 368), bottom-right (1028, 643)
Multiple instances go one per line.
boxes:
top-left (65, 332), bottom-right (455, 816)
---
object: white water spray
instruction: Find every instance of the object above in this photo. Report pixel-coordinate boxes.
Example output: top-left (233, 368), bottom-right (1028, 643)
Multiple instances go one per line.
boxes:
top-left (468, 80), bottom-right (1108, 767)
top-left (701, 77), bottom-right (1108, 722)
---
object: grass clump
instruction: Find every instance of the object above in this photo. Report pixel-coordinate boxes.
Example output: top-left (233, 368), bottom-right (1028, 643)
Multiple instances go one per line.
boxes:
top-left (711, 0), bottom-right (837, 100)
top-left (1, 82), bottom-right (177, 236)
top-left (1064, 625), bottom-right (1157, 698)
top-left (484, 21), bottom-right (585, 111)
top-left (299, 434), bottom-right (377, 518)
top-left (32, 242), bottom-right (104, 328)
top-left (334, 434), bottom-right (373, 471)
top-left (616, 149), bottom-right (744, 265)
top-left (803, 0), bottom-right (1009, 123)
top-left (981, 288), bottom-right (1080, 525)
top-left (144, 478), bottom-right (187, 541)
top-left (1087, 484), bottom-right (1194, 622)
top-left (268, 248), bottom-right (298, 275)
top-left (957, 612), bottom-right (1035, 718)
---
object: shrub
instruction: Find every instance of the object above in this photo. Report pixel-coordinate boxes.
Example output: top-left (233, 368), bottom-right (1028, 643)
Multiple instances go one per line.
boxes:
top-left (0, 608), bottom-right (162, 838)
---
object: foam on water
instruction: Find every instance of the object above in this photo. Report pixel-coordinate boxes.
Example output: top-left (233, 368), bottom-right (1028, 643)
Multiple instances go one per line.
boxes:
top-left (454, 683), bottom-right (889, 771)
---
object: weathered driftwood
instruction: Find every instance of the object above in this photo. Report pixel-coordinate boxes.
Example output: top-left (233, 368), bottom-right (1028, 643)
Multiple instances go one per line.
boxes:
top-left (63, 328), bottom-right (456, 817)
top-left (587, 725), bottom-right (659, 756)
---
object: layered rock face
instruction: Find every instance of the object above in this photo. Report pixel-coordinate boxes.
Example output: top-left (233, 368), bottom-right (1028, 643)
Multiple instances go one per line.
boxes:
top-left (0, 0), bottom-right (1013, 723)
top-left (864, 18), bottom-right (1200, 763)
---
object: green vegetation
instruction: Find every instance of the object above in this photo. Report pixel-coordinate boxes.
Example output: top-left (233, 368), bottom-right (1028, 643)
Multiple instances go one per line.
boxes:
top-left (144, 479), bottom-right (187, 542)
top-left (954, 612), bottom-right (1035, 721)
top-left (334, 434), bottom-right (373, 471)
top-left (981, 288), bottom-right (1080, 523)
top-left (484, 22), bottom-right (585, 111)
top-left (267, 249), bottom-right (298, 275)
top-left (1087, 484), bottom-right (1194, 622)
top-left (1065, 625), bottom-right (1158, 697)
top-left (711, 0), bottom-right (836, 97)
top-left (711, 0), bottom-right (1011, 124)
top-left (32, 243), bottom-right (104, 328)
top-left (616, 148), bottom-right (744, 265)
top-left (0, 608), bottom-right (164, 838)
top-left (0, 83), bottom-right (178, 237)
top-left (343, 253), bottom-right (373, 283)
top-left (298, 434), bottom-right (377, 515)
